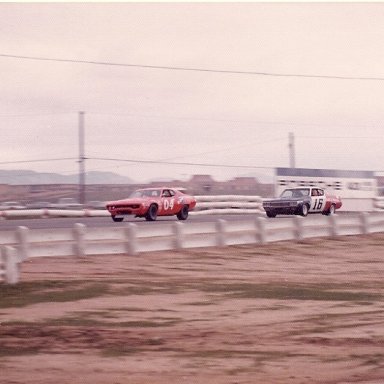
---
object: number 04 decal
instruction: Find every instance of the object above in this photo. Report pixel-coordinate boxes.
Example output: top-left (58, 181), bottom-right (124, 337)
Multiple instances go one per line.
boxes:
top-left (163, 198), bottom-right (175, 210)
top-left (312, 198), bottom-right (324, 210)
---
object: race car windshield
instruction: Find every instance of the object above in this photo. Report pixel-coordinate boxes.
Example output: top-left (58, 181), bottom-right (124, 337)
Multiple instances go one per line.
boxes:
top-left (130, 189), bottom-right (161, 198)
top-left (280, 188), bottom-right (310, 198)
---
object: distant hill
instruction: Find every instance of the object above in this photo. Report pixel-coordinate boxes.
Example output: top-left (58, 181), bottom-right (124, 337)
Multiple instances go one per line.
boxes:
top-left (0, 170), bottom-right (134, 185)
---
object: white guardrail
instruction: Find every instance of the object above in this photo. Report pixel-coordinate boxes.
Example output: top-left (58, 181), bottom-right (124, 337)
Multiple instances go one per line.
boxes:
top-left (374, 197), bottom-right (384, 210)
top-left (1, 212), bottom-right (384, 284)
top-left (1, 195), bottom-right (384, 220)
top-left (1, 195), bottom-right (384, 221)
top-left (0, 195), bottom-right (264, 220)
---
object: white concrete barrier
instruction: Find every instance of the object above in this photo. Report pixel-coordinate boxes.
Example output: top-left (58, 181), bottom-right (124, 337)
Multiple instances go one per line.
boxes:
top-left (2, 212), bottom-right (384, 284)
top-left (0, 196), bottom-right (264, 220)
top-left (2, 194), bottom-right (384, 221)
top-left (194, 195), bottom-right (263, 213)
top-left (0, 209), bottom-right (110, 220)
top-left (374, 197), bottom-right (384, 210)
top-left (196, 195), bottom-right (262, 202)
top-left (1, 246), bottom-right (19, 284)
top-left (1, 212), bottom-right (383, 259)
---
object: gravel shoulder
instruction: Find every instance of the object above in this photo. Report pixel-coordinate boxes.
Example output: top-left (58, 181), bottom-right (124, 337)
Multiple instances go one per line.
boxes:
top-left (1, 234), bottom-right (384, 384)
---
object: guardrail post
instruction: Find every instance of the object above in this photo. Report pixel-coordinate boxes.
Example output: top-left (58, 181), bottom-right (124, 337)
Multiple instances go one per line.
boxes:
top-left (255, 217), bottom-right (266, 244)
top-left (125, 223), bottom-right (138, 256)
top-left (73, 223), bottom-right (86, 257)
top-left (359, 212), bottom-right (369, 235)
top-left (2, 246), bottom-right (19, 284)
top-left (0, 246), bottom-right (5, 282)
top-left (328, 215), bottom-right (338, 237)
top-left (173, 222), bottom-right (184, 250)
top-left (16, 226), bottom-right (29, 261)
top-left (293, 216), bottom-right (304, 241)
top-left (216, 219), bottom-right (227, 247)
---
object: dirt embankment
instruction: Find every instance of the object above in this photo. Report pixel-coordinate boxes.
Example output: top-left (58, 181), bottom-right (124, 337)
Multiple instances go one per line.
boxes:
top-left (1, 234), bottom-right (384, 384)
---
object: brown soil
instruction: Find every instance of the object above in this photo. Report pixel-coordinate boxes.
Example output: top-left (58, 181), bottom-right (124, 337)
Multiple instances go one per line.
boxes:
top-left (1, 234), bottom-right (384, 384)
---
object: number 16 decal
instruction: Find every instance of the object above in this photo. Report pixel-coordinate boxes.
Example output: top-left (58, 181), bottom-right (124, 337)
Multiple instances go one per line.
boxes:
top-left (313, 198), bottom-right (323, 210)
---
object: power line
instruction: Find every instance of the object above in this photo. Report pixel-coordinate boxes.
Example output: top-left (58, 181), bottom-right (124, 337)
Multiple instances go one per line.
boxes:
top-left (156, 137), bottom-right (286, 162)
top-left (0, 112), bottom-right (75, 118)
top-left (1, 53), bottom-right (384, 81)
top-left (299, 135), bottom-right (384, 140)
top-left (0, 109), bottom-right (383, 132)
top-left (84, 137), bottom-right (285, 173)
top-left (0, 158), bottom-right (77, 165)
top-left (76, 157), bottom-right (384, 175)
top-left (89, 156), bottom-right (272, 170)
top-left (3, 155), bottom-right (384, 175)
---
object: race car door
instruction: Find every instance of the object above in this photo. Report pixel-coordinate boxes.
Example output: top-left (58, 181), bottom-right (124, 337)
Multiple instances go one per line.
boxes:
top-left (160, 189), bottom-right (179, 215)
top-left (309, 188), bottom-right (326, 213)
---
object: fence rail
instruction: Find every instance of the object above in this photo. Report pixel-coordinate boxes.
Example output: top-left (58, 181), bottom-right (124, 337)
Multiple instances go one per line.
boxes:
top-left (1, 196), bottom-right (384, 221)
top-left (0, 195), bottom-right (264, 220)
top-left (1, 212), bottom-right (384, 284)
top-left (374, 197), bottom-right (384, 210)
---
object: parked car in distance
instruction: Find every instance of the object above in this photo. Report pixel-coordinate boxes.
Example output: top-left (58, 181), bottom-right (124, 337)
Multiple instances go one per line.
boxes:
top-left (106, 187), bottom-right (197, 222)
top-left (52, 198), bottom-right (83, 210)
top-left (0, 201), bottom-right (26, 210)
top-left (262, 187), bottom-right (342, 218)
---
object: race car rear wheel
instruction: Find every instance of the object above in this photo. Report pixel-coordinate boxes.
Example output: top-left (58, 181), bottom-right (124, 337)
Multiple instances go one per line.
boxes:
top-left (112, 215), bottom-right (124, 222)
top-left (325, 204), bottom-right (336, 216)
top-left (145, 204), bottom-right (158, 221)
top-left (300, 204), bottom-right (309, 217)
top-left (177, 205), bottom-right (189, 220)
top-left (266, 211), bottom-right (276, 218)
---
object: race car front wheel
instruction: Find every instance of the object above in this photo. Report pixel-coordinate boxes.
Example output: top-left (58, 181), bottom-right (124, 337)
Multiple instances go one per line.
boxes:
top-left (145, 204), bottom-right (158, 221)
top-left (112, 215), bottom-right (124, 222)
top-left (300, 204), bottom-right (309, 217)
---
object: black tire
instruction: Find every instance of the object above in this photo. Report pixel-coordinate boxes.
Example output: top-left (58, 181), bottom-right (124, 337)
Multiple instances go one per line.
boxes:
top-left (112, 215), bottom-right (124, 222)
top-left (177, 205), bottom-right (189, 220)
top-left (145, 204), bottom-right (158, 221)
top-left (325, 204), bottom-right (336, 216)
top-left (300, 204), bottom-right (309, 217)
top-left (266, 211), bottom-right (276, 218)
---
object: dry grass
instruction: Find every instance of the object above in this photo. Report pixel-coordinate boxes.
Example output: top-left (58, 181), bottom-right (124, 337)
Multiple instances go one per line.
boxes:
top-left (1, 233), bottom-right (384, 384)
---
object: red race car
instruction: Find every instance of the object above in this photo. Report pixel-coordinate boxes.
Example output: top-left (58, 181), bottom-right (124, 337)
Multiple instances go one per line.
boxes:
top-left (106, 187), bottom-right (197, 222)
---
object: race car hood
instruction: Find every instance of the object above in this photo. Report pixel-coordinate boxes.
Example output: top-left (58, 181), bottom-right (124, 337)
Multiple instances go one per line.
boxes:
top-left (106, 198), bottom-right (148, 207)
top-left (263, 197), bottom-right (304, 203)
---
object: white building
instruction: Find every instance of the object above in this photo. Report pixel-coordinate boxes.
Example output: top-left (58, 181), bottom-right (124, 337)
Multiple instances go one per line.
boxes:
top-left (275, 168), bottom-right (377, 211)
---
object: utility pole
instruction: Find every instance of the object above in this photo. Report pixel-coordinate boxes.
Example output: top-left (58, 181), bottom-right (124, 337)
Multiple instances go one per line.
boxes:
top-left (78, 111), bottom-right (86, 204)
top-left (289, 131), bottom-right (296, 168)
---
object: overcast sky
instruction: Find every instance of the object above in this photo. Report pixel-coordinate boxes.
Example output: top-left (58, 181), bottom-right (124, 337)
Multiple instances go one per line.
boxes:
top-left (1, 2), bottom-right (384, 183)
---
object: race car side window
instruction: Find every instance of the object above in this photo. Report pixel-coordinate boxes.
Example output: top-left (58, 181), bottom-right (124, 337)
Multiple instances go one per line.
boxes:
top-left (144, 190), bottom-right (160, 197)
